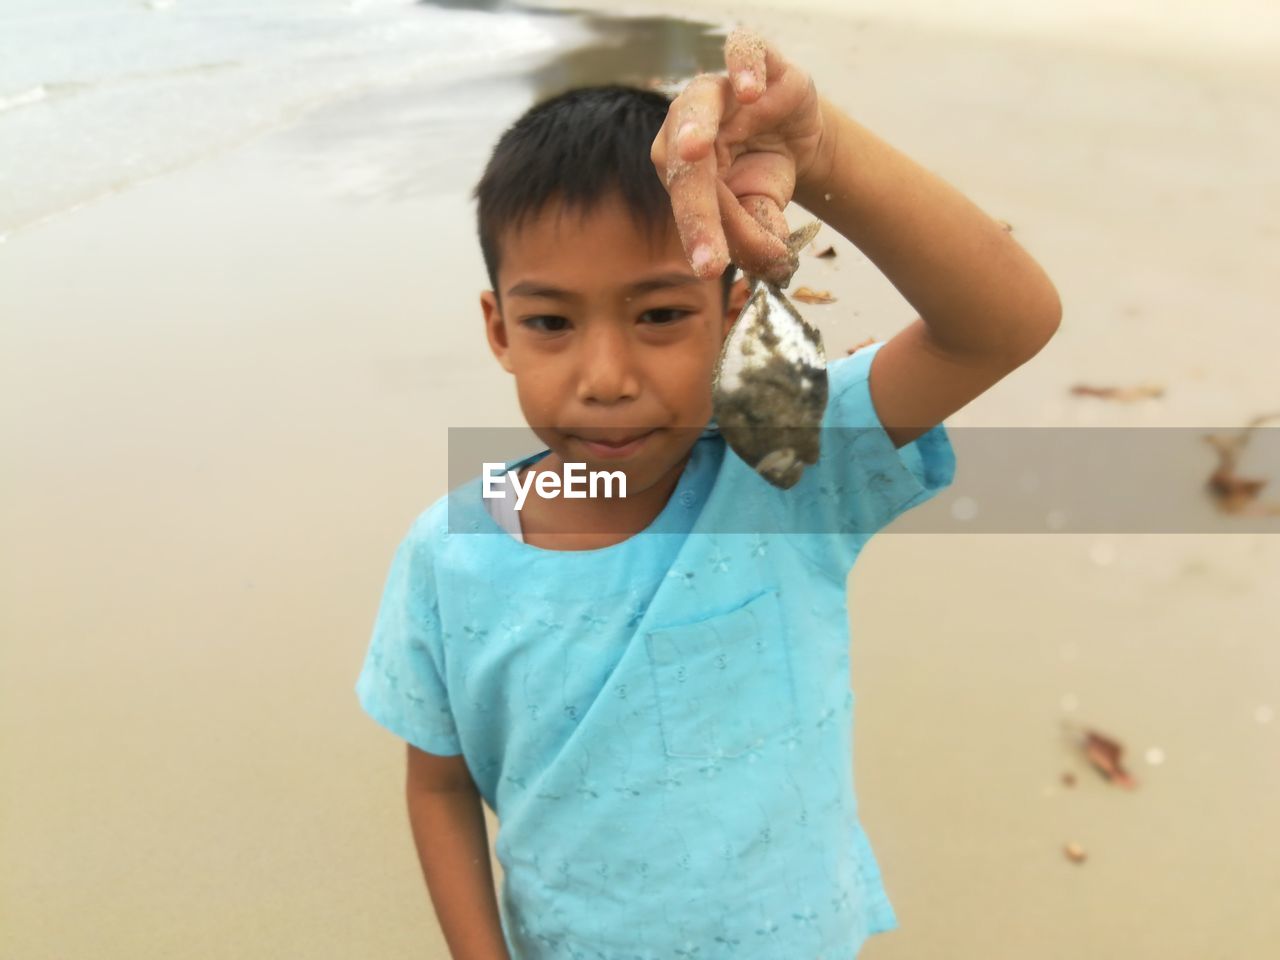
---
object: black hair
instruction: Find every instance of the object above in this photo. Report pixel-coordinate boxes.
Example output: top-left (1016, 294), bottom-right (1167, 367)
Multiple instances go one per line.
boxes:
top-left (473, 84), bottom-right (738, 307)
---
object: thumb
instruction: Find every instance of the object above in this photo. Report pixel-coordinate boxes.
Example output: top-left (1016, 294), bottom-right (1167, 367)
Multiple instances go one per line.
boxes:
top-left (715, 182), bottom-right (790, 281)
top-left (742, 194), bottom-right (789, 244)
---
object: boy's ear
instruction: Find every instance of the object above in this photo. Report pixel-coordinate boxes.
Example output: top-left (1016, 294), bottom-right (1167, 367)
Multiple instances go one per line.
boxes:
top-left (722, 277), bottom-right (751, 337)
top-left (480, 290), bottom-right (514, 374)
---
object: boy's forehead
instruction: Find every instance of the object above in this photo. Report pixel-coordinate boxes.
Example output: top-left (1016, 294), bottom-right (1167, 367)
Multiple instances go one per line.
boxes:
top-left (496, 195), bottom-right (687, 281)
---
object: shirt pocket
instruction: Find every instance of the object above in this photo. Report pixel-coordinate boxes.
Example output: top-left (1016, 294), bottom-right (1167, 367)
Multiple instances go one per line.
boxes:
top-left (643, 588), bottom-right (800, 760)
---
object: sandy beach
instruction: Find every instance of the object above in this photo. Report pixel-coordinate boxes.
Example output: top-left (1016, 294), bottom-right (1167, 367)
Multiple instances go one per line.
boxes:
top-left (2, 1), bottom-right (1278, 958)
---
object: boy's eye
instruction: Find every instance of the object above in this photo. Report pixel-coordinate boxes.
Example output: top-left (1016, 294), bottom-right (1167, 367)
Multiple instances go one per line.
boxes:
top-left (521, 315), bottom-right (569, 333)
top-left (639, 308), bottom-right (691, 325)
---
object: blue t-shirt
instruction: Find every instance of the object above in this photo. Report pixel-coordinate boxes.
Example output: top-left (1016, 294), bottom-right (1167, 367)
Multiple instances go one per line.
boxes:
top-left (356, 341), bottom-right (956, 959)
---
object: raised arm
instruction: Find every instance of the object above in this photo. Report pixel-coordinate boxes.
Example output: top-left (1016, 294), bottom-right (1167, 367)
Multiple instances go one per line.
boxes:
top-left (405, 745), bottom-right (510, 960)
top-left (794, 98), bottom-right (1061, 446)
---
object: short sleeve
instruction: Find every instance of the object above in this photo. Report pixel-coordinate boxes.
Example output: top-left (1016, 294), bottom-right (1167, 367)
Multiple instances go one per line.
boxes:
top-left (788, 340), bottom-right (957, 576)
top-left (354, 521), bottom-right (463, 756)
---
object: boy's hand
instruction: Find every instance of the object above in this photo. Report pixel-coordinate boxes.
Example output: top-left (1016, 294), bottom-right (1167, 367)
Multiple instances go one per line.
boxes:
top-left (651, 28), bottom-right (828, 283)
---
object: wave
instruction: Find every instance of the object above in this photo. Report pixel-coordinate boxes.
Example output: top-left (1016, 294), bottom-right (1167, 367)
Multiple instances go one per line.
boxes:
top-left (0, 1), bottom-right (565, 235)
top-left (0, 85), bottom-right (49, 114)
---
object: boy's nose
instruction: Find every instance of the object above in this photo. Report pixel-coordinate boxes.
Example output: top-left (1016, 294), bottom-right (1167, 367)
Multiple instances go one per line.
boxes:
top-left (576, 324), bottom-right (641, 406)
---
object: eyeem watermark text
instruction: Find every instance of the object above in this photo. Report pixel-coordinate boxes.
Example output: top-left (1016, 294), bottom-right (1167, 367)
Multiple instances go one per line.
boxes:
top-left (482, 462), bottom-right (627, 510)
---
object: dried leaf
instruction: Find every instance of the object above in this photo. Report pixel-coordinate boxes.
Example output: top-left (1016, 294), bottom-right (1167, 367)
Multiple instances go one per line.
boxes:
top-left (1203, 412), bottom-right (1280, 515)
top-left (1070, 383), bottom-right (1165, 402)
top-left (1063, 841), bottom-right (1087, 863)
top-left (810, 244), bottom-right (837, 258)
top-left (793, 286), bottom-right (836, 304)
top-left (1081, 728), bottom-right (1137, 789)
top-left (845, 336), bottom-right (878, 355)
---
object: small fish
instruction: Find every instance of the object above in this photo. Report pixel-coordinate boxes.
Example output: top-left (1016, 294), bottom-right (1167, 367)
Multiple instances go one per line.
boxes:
top-left (712, 221), bottom-right (828, 489)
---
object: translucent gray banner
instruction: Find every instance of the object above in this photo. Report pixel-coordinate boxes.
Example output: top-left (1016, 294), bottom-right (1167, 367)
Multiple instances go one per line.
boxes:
top-left (446, 426), bottom-right (1280, 534)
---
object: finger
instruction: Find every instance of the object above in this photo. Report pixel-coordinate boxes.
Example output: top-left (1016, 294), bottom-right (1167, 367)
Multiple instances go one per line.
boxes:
top-left (672, 72), bottom-right (728, 164)
top-left (743, 194), bottom-right (789, 242)
top-left (723, 152), bottom-right (795, 225)
top-left (724, 28), bottom-right (767, 102)
top-left (668, 151), bottom-right (727, 279)
top-left (649, 73), bottom-right (724, 173)
top-left (715, 180), bottom-right (789, 279)
top-left (744, 196), bottom-right (797, 285)
top-left (719, 41), bottom-right (808, 147)
top-left (662, 75), bottom-right (732, 277)
top-left (725, 29), bottom-right (793, 103)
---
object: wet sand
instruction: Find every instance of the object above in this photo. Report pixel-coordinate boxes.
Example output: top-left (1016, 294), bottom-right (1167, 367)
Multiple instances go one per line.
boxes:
top-left (3, 2), bottom-right (1278, 958)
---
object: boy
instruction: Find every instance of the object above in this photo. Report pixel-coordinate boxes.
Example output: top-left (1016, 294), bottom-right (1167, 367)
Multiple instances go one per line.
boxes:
top-left (356, 28), bottom-right (1060, 960)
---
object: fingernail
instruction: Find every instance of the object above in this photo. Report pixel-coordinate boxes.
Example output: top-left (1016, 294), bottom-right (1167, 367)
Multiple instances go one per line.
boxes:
top-left (678, 121), bottom-right (698, 145)
top-left (691, 244), bottom-right (714, 274)
top-left (736, 70), bottom-right (756, 94)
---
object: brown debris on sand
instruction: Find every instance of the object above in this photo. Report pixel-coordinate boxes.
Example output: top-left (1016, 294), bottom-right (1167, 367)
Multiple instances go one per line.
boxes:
top-left (1063, 841), bottom-right (1087, 864)
top-left (792, 286), bottom-right (836, 304)
top-left (1079, 726), bottom-right (1138, 789)
top-left (1070, 383), bottom-right (1165, 402)
top-left (810, 244), bottom-right (837, 258)
top-left (1061, 720), bottom-right (1138, 789)
top-left (1203, 412), bottom-right (1280, 515)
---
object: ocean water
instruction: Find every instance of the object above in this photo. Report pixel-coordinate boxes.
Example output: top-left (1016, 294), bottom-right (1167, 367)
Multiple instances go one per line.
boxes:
top-left (0, 0), bottom-right (573, 236)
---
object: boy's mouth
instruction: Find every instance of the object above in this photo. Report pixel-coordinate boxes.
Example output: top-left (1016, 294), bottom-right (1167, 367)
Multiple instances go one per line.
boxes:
top-left (569, 429), bottom-right (657, 459)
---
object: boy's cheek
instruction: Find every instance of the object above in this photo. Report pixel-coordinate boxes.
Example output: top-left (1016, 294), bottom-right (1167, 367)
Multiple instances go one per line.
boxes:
top-left (512, 371), bottom-right (558, 417)
top-left (675, 370), bottom-right (717, 426)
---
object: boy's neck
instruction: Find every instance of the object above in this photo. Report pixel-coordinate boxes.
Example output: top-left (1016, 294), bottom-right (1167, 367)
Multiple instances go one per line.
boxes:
top-left (513, 450), bottom-right (691, 551)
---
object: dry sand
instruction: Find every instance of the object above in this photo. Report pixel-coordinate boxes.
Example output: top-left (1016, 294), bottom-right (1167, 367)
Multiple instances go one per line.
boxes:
top-left (3, 2), bottom-right (1278, 958)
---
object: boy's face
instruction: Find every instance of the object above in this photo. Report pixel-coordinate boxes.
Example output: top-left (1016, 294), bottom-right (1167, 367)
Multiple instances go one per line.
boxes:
top-left (481, 193), bottom-right (748, 498)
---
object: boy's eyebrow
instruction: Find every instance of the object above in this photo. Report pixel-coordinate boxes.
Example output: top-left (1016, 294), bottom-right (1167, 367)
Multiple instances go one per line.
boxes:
top-left (505, 272), bottom-right (701, 300)
top-left (622, 272), bottom-right (702, 296)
